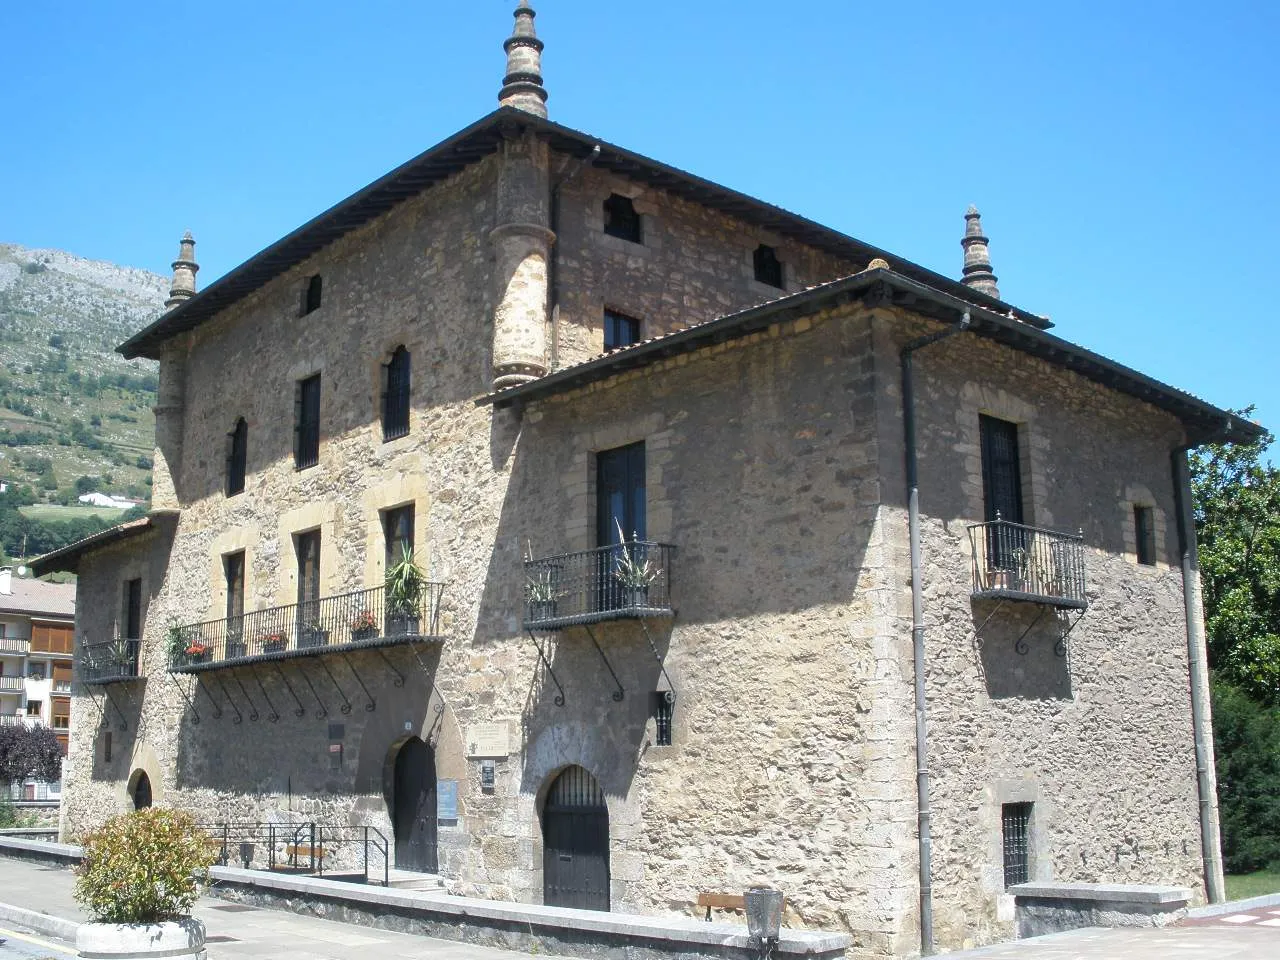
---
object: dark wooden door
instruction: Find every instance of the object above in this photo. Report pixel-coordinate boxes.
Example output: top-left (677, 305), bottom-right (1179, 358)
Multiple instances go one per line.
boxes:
top-left (596, 444), bottom-right (646, 613)
top-left (393, 738), bottom-right (438, 873)
top-left (132, 772), bottom-right (152, 810)
top-left (543, 766), bottom-right (610, 911)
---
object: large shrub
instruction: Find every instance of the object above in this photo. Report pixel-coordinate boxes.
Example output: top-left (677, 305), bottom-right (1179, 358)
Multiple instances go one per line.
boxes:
top-left (74, 808), bottom-right (216, 924)
top-left (1212, 679), bottom-right (1280, 873)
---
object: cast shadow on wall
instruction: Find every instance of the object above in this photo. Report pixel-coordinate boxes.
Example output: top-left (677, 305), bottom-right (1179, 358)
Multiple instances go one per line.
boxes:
top-left (972, 599), bottom-right (1075, 701)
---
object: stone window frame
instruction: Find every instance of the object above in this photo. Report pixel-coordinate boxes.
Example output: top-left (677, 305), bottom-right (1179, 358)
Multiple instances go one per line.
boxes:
top-left (114, 562), bottom-right (149, 644)
top-left (559, 412), bottom-right (673, 553)
top-left (276, 503), bottom-right (340, 608)
top-left (601, 306), bottom-right (644, 353)
top-left (958, 384), bottom-right (1051, 529)
top-left (208, 527), bottom-right (257, 624)
top-left (744, 231), bottom-right (792, 296)
top-left (361, 476), bottom-right (431, 591)
top-left (988, 780), bottom-right (1049, 905)
top-left (1119, 485), bottom-right (1168, 570)
top-left (590, 181), bottom-right (659, 257)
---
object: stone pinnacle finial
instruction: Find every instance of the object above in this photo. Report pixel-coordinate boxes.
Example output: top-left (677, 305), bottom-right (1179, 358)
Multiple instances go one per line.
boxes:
top-left (498, 1), bottom-right (548, 118)
top-left (165, 231), bottom-right (199, 310)
top-left (961, 205), bottom-right (1000, 299)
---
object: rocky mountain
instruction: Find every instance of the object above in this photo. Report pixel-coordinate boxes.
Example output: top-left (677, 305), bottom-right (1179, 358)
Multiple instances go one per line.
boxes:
top-left (0, 243), bottom-right (164, 507)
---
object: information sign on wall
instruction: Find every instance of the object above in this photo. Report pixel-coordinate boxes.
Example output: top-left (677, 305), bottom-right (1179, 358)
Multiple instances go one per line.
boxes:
top-left (466, 722), bottom-right (510, 757)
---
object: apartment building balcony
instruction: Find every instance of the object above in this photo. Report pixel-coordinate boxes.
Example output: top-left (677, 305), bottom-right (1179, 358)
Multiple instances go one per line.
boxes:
top-left (0, 714), bottom-right (26, 726)
top-left (523, 542), bottom-right (676, 630)
top-left (82, 639), bottom-right (142, 685)
top-left (0, 637), bottom-right (29, 656)
top-left (0, 676), bottom-right (24, 694)
top-left (168, 583), bottom-right (445, 673)
top-left (969, 520), bottom-right (1087, 610)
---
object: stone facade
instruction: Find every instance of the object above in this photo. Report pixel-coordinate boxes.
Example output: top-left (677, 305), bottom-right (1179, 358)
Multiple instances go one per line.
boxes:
top-left (53, 117), bottom-right (1222, 960)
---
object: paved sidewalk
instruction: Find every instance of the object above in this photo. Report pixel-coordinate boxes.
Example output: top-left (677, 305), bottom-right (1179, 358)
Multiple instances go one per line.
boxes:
top-left (0, 857), bottom-right (547, 960)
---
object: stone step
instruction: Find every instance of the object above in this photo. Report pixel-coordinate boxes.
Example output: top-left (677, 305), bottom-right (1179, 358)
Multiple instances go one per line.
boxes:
top-left (380, 868), bottom-right (446, 890)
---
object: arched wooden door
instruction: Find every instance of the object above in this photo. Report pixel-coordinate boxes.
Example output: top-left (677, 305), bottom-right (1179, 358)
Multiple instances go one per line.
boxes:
top-left (393, 737), bottom-right (438, 872)
top-left (132, 772), bottom-right (152, 810)
top-left (542, 765), bottom-right (609, 911)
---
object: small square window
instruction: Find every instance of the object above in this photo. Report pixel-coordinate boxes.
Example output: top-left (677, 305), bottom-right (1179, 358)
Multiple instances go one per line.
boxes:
top-left (603, 309), bottom-right (641, 351)
top-left (652, 691), bottom-right (674, 746)
top-left (1002, 802), bottom-right (1032, 889)
top-left (26, 700), bottom-right (42, 718)
top-left (1134, 505), bottom-right (1157, 566)
top-left (753, 244), bottom-right (784, 288)
top-left (603, 194), bottom-right (642, 243)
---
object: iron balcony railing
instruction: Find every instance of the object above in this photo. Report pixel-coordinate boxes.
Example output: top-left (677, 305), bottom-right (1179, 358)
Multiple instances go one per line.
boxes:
top-left (200, 821), bottom-right (390, 887)
top-left (169, 582), bottom-right (445, 673)
top-left (82, 638), bottom-right (143, 684)
top-left (0, 637), bottom-right (30, 655)
top-left (0, 676), bottom-right (25, 693)
top-left (969, 519), bottom-right (1087, 610)
top-left (524, 541), bottom-right (676, 629)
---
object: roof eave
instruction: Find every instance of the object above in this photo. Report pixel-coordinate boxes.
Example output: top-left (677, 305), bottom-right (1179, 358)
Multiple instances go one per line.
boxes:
top-left (29, 517), bottom-right (156, 577)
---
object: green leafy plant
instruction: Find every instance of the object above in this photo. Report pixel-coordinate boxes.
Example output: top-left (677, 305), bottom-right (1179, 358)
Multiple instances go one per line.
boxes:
top-left (165, 623), bottom-right (185, 665)
top-left (385, 545), bottom-right (426, 615)
top-left (612, 519), bottom-right (660, 590)
top-left (350, 608), bottom-right (378, 632)
top-left (525, 568), bottom-right (562, 604)
top-left (74, 808), bottom-right (217, 924)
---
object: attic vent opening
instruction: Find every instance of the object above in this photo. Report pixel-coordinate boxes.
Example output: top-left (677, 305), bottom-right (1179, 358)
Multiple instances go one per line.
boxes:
top-left (603, 194), bottom-right (642, 244)
top-left (753, 244), bottom-right (784, 289)
top-left (303, 275), bottom-right (323, 315)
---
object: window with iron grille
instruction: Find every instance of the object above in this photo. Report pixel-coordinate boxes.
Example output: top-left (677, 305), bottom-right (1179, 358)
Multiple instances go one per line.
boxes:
top-left (603, 194), bottom-right (642, 243)
top-left (1134, 505), bottom-right (1157, 566)
top-left (381, 346), bottom-right (411, 441)
top-left (652, 691), bottom-right (674, 746)
top-left (294, 374), bottom-right (321, 470)
top-left (303, 275), bottom-right (322, 315)
top-left (603, 309), bottom-right (641, 351)
top-left (753, 244), bottom-right (784, 288)
top-left (1002, 802), bottom-right (1032, 889)
top-left (226, 417), bottom-right (247, 496)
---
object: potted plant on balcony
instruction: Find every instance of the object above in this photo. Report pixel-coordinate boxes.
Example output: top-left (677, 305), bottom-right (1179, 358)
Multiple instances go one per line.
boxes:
top-left (260, 631), bottom-right (288, 654)
top-left (73, 807), bottom-right (217, 960)
top-left (525, 567), bottom-right (562, 623)
top-left (385, 546), bottom-right (426, 637)
top-left (298, 618), bottom-right (330, 650)
top-left (109, 638), bottom-right (138, 678)
top-left (613, 520), bottom-right (661, 609)
top-left (182, 640), bottom-right (211, 665)
top-left (350, 608), bottom-right (379, 642)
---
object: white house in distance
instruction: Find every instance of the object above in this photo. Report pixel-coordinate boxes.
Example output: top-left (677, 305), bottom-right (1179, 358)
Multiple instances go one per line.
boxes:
top-left (77, 493), bottom-right (140, 510)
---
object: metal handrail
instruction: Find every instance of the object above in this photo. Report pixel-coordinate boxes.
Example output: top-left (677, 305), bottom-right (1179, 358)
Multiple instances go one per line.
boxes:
top-left (80, 638), bottom-right (142, 684)
top-left (524, 541), bottom-right (676, 628)
top-left (201, 821), bottom-right (390, 885)
top-left (968, 519), bottom-right (1087, 609)
top-left (170, 583), bottom-right (445, 673)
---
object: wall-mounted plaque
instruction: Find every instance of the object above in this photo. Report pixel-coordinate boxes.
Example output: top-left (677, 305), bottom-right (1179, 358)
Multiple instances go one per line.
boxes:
top-left (466, 722), bottom-right (510, 758)
top-left (437, 779), bottom-right (458, 824)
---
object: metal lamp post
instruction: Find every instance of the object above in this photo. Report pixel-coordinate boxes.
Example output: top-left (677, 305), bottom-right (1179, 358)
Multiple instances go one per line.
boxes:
top-left (744, 886), bottom-right (783, 960)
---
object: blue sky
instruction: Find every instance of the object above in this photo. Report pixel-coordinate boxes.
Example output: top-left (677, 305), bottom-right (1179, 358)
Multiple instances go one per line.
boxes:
top-left (3, 1), bottom-right (1276, 435)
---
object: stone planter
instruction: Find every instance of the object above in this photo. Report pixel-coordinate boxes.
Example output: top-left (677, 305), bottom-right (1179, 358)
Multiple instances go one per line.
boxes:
top-left (76, 917), bottom-right (207, 960)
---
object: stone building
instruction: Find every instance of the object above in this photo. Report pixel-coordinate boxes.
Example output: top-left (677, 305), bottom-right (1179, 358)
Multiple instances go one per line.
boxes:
top-left (34, 5), bottom-right (1262, 956)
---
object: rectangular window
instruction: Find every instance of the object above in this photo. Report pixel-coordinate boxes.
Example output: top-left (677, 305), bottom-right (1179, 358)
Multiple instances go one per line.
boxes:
top-left (603, 310), bottom-right (641, 352)
top-left (294, 374), bottom-right (321, 470)
top-left (382, 346), bottom-right (411, 441)
top-left (26, 661), bottom-right (47, 680)
top-left (603, 194), bottom-right (642, 243)
top-left (1134, 505), bottom-right (1157, 566)
top-left (1002, 802), bottom-right (1033, 889)
top-left (980, 415), bottom-right (1025, 570)
top-left (597, 442), bottom-right (646, 546)
top-left (104, 730), bottom-right (112, 763)
top-left (226, 418), bottom-right (247, 496)
top-left (653, 691), bottom-right (674, 746)
top-left (383, 504), bottom-right (415, 573)
top-left (123, 578), bottom-right (142, 640)
top-left (303, 275), bottom-right (322, 315)
top-left (26, 700), bottom-right (41, 718)
top-left (224, 551), bottom-right (246, 623)
top-left (296, 530), bottom-right (321, 612)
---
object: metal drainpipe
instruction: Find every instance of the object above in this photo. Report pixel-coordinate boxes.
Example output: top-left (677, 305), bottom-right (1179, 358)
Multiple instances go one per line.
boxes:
top-left (1171, 444), bottom-right (1226, 903)
top-left (900, 309), bottom-right (970, 956)
top-left (547, 145), bottom-right (600, 372)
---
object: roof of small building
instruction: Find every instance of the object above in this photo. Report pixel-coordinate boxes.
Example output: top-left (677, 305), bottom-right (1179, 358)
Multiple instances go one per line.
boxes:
top-left (29, 516), bottom-right (155, 578)
top-left (0, 577), bottom-right (75, 619)
top-left (118, 108), bottom-right (1049, 361)
top-left (478, 267), bottom-right (1263, 447)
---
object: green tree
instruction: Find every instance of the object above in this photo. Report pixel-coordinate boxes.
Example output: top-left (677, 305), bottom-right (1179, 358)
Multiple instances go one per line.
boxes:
top-left (0, 724), bottom-right (63, 786)
top-left (1191, 413), bottom-right (1280, 701)
top-left (1212, 679), bottom-right (1280, 872)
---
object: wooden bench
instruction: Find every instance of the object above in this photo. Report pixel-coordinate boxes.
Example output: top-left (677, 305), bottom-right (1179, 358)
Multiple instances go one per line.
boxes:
top-left (284, 844), bottom-right (326, 866)
top-left (697, 892), bottom-right (786, 922)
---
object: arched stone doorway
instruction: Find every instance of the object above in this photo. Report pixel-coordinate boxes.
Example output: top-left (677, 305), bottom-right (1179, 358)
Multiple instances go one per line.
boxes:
top-left (542, 765), bottom-right (609, 911)
top-left (392, 737), bottom-right (437, 872)
top-left (130, 770), bottom-right (152, 810)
